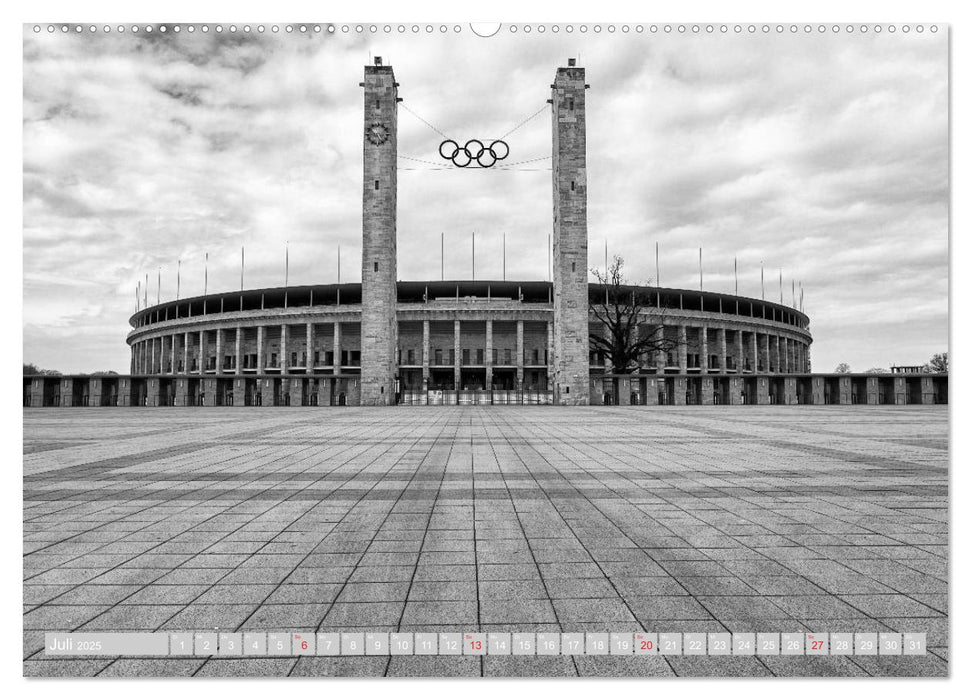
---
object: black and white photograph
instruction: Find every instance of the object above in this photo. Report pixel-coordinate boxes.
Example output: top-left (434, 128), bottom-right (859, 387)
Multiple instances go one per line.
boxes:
top-left (19, 16), bottom-right (951, 681)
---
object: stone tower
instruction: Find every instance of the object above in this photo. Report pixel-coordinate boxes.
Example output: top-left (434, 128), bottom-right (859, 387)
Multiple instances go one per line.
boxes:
top-left (360, 57), bottom-right (399, 406)
top-left (551, 59), bottom-right (590, 405)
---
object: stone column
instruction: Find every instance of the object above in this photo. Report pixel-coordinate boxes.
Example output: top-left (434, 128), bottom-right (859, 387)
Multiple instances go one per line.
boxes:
top-left (893, 376), bottom-right (907, 405)
top-left (729, 376), bottom-right (743, 404)
top-left (618, 376), bottom-right (631, 405)
top-left (422, 320), bottom-right (430, 388)
top-left (257, 326), bottom-right (265, 373)
top-left (485, 320), bottom-right (494, 390)
top-left (735, 330), bottom-right (744, 372)
top-left (235, 327), bottom-right (243, 375)
top-left (655, 324), bottom-right (666, 371)
top-left (150, 338), bottom-right (156, 375)
top-left (145, 377), bottom-right (159, 406)
top-left (750, 332), bottom-right (758, 374)
top-left (866, 376), bottom-right (879, 404)
top-left (718, 328), bottom-right (727, 373)
top-left (198, 330), bottom-right (205, 373)
top-left (782, 337), bottom-right (790, 373)
top-left (183, 332), bottom-right (190, 375)
top-left (551, 59), bottom-right (591, 404)
top-left (203, 377), bottom-right (217, 407)
top-left (839, 375), bottom-right (852, 404)
top-left (673, 376), bottom-right (687, 405)
top-left (359, 59), bottom-right (399, 406)
top-left (453, 320), bottom-right (462, 390)
top-left (170, 334), bottom-right (178, 375)
top-left (811, 376), bottom-right (825, 405)
top-left (756, 376), bottom-right (770, 404)
top-left (761, 334), bottom-right (770, 374)
top-left (280, 324), bottom-right (288, 372)
top-left (333, 322), bottom-right (341, 373)
top-left (516, 320), bottom-right (524, 389)
top-left (290, 377), bottom-right (304, 406)
top-left (643, 377), bottom-right (659, 405)
top-left (216, 329), bottom-right (224, 375)
top-left (784, 377), bottom-right (797, 405)
top-left (306, 323), bottom-right (314, 372)
top-left (699, 326), bottom-right (708, 373)
top-left (547, 320), bottom-right (554, 391)
top-left (678, 325), bottom-right (687, 373)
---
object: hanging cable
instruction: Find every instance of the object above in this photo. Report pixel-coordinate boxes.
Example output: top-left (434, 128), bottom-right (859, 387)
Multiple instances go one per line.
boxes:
top-left (498, 103), bottom-right (550, 140)
top-left (398, 154), bottom-right (456, 168)
top-left (399, 102), bottom-right (451, 140)
top-left (494, 155), bottom-right (552, 169)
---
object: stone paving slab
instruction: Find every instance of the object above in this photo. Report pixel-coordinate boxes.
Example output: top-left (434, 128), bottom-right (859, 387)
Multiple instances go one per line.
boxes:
top-left (23, 406), bottom-right (948, 677)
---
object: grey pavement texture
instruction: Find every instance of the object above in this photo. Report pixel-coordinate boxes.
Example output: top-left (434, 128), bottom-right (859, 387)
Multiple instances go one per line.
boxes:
top-left (23, 406), bottom-right (948, 677)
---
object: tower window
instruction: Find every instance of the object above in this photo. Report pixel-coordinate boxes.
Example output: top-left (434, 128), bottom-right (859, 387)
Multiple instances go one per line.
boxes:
top-left (374, 262), bottom-right (379, 272)
top-left (375, 180), bottom-right (380, 190)
top-left (572, 262), bottom-right (576, 272)
top-left (571, 180), bottom-right (575, 191)
top-left (568, 98), bottom-right (574, 110)
top-left (376, 99), bottom-right (381, 109)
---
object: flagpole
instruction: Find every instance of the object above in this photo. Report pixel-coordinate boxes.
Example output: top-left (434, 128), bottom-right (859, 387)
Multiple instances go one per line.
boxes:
top-left (145, 274), bottom-right (148, 308)
top-left (779, 268), bottom-right (783, 304)
top-left (604, 239), bottom-right (608, 305)
top-left (502, 233), bottom-right (506, 281)
top-left (241, 247), bottom-right (244, 291)
top-left (441, 233), bottom-right (444, 280)
top-left (471, 231), bottom-right (475, 282)
top-left (698, 247), bottom-right (703, 291)
top-left (157, 267), bottom-right (161, 305)
top-left (734, 257), bottom-right (738, 296)
top-left (338, 243), bottom-right (341, 284)
top-left (655, 241), bottom-right (660, 287)
top-left (204, 254), bottom-right (208, 296)
top-left (760, 261), bottom-right (764, 300)
top-left (177, 260), bottom-right (181, 300)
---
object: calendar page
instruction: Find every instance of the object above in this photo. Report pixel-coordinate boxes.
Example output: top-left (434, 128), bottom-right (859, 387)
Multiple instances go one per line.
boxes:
top-left (21, 14), bottom-right (949, 682)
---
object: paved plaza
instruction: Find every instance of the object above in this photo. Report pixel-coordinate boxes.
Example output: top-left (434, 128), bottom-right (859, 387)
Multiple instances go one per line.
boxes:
top-left (23, 406), bottom-right (948, 677)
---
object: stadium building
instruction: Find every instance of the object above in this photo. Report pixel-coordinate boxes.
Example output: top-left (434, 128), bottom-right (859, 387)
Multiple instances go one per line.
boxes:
top-left (24, 58), bottom-right (947, 408)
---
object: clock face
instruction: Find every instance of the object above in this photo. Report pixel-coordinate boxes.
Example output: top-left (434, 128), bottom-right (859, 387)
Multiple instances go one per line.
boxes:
top-left (366, 122), bottom-right (389, 145)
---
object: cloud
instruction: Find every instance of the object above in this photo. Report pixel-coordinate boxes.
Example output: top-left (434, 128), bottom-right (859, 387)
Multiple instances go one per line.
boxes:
top-left (22, 28), bottom-right (948, 374)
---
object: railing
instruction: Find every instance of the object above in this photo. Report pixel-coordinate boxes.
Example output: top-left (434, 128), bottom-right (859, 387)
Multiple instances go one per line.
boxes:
top-left (399, 390), bottom-right (553, 406)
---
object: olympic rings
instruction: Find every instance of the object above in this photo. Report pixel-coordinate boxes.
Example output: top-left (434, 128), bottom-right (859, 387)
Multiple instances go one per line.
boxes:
top-left (438, 139), bottom-right (510, 168)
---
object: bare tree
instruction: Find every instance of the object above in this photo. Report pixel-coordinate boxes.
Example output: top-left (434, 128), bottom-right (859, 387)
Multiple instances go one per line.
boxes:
top-left (924, 352), bottom-right (948, 373)
top-left (23, 363), bottom-right (60, 376)
top-left (834, 363), bottom-right (851, 374)
top-left (589, 255), bottom-right (682, 374)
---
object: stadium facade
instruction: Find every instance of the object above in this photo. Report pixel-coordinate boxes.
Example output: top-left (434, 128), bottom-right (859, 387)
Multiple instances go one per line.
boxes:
top-left (23, 59), bottom-right (948, 408)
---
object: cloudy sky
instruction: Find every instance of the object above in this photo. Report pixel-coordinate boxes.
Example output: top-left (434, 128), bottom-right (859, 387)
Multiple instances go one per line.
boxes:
top-left (23, 25), bottom-right (948, 373)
